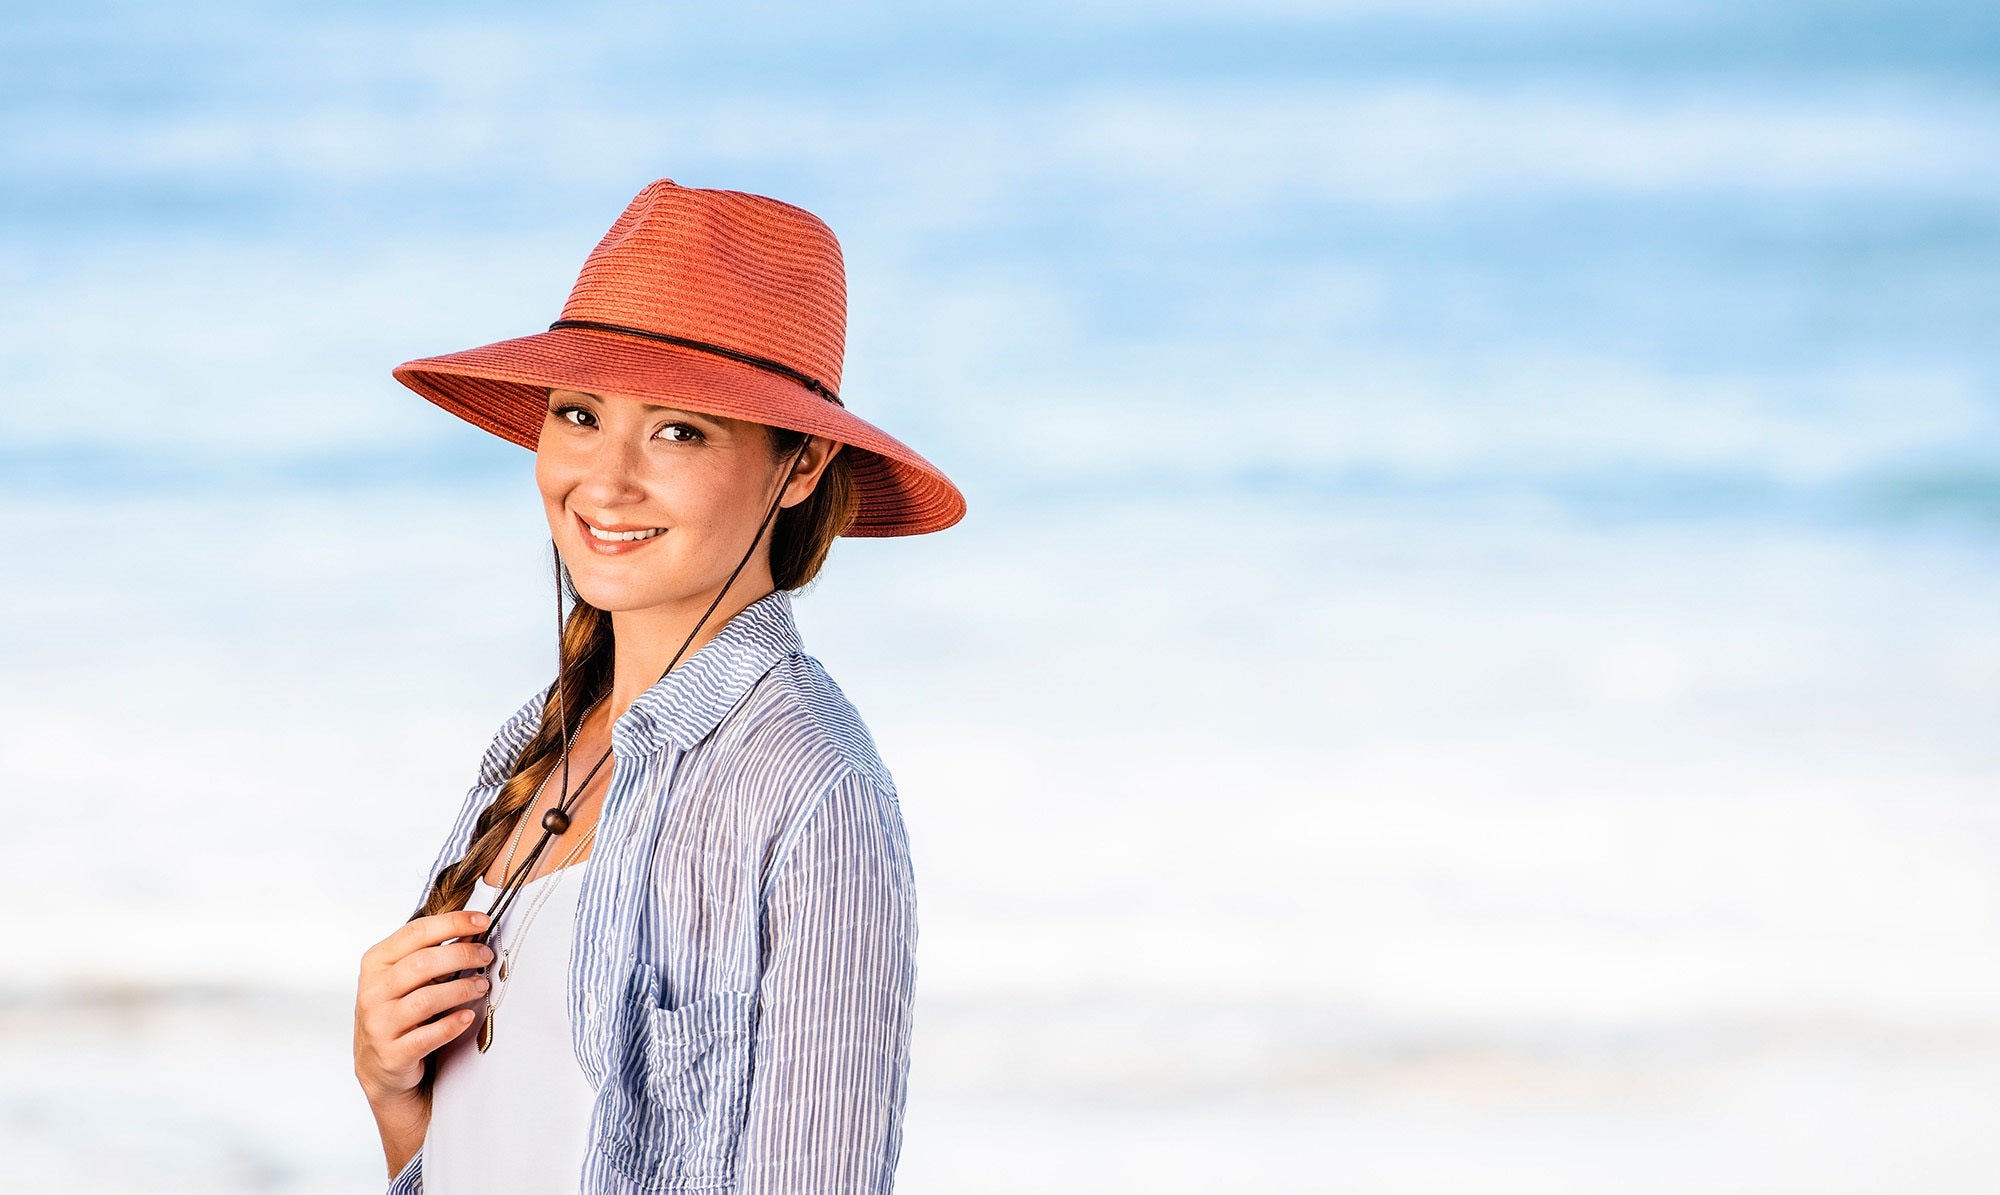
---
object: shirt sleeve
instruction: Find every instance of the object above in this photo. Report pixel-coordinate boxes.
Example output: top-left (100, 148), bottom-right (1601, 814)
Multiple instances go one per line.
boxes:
top-left (733, 769), bottom-right (919, 1194)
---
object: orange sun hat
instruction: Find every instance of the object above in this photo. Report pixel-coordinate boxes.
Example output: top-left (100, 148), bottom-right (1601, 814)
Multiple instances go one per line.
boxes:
top-left (392, 177), bottom-right (966, 537)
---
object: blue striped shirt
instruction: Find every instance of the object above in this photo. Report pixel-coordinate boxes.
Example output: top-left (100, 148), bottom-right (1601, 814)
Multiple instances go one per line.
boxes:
top-left (385, 588), bottom-right (917, 1194)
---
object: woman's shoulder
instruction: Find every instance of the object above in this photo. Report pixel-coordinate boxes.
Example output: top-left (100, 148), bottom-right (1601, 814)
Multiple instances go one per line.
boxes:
top-left (476, 680), bottom-right (555, 785)
top-left (721, 648), bottom-right (896, 798)
top-left (722, 651), bottom-right (913, 889)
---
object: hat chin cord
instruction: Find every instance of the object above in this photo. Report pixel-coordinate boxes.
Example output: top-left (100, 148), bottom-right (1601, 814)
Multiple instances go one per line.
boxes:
top-left (477, 436), bottom-right (814, 936)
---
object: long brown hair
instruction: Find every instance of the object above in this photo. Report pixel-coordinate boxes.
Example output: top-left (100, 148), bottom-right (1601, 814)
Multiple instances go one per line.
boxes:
top-left (412, 426), bottom-right (855, 926)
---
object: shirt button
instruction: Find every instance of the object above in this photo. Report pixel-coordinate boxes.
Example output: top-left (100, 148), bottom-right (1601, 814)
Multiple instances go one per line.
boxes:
top-left (585, 992), bottom-right (600, 1014)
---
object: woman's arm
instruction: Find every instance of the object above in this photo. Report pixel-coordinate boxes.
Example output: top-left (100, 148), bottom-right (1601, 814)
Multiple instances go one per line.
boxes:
top-left (734, 770), bottom-right (920, 1194)
top-left (369, 1089), bottom-right (432, 1181)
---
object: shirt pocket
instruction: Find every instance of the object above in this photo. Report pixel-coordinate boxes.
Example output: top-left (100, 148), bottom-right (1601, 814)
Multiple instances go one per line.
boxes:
top-left (599, 961), bottom-right (757, 1191)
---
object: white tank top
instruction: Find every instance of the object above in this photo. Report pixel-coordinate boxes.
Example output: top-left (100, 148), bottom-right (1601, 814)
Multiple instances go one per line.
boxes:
top-left (424, 864), bottom-right (597, 1194)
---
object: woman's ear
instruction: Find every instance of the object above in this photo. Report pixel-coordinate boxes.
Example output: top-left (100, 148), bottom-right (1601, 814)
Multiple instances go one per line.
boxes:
top-left (780, 437), bottom-right (843, 509)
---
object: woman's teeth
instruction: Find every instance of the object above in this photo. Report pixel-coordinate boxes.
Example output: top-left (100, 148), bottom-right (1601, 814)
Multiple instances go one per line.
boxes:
top-left (587, 524), bottom-right (666, 542)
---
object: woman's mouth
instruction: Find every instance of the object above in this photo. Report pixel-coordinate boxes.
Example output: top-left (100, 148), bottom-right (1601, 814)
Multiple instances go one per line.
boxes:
top-left (576, 512), bottom-right (668, 554)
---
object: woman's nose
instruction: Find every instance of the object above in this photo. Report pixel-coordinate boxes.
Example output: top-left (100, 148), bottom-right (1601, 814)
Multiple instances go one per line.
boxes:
top-left (576, 433), bottom-right (649, 499)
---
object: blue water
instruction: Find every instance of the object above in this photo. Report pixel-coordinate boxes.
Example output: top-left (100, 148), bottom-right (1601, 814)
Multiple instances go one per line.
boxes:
top-left (3, 0), bottom-right (1996, 533)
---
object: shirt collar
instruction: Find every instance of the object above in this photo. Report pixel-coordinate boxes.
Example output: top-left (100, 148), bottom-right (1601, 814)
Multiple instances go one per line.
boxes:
top-left (610, 587), bottom-right (802, 757)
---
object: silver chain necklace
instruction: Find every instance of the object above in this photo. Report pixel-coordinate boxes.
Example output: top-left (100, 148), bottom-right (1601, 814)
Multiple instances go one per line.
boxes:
top-left (478, 822), bottom-right (597, 1053)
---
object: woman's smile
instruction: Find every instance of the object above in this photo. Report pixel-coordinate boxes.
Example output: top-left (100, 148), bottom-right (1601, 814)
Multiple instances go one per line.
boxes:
top-left (575, 511), bottom-right (669, 554)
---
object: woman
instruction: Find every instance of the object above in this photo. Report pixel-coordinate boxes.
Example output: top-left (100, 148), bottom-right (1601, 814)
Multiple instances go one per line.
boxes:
top-left (349, 178), bottom-right (966, 1194)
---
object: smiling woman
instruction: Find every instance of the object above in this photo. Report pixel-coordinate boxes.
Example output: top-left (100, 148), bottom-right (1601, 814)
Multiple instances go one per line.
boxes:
top-left (348, 178), bottom-right (964, 1195)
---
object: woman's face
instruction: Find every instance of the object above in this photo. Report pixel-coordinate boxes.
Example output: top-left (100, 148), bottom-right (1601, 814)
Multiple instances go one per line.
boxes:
top-left (534, 387), bottom-right (836, 615)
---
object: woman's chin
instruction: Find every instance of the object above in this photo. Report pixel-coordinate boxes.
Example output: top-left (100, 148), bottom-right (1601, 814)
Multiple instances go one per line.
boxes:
top-left (568, 573), bottom-right (710, 616)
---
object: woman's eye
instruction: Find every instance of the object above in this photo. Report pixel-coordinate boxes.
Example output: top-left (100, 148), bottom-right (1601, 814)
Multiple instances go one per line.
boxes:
top-left (546, 405), bottom-right (698, 441)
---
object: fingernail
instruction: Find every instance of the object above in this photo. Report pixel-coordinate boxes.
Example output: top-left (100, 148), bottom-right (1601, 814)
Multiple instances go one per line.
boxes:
top-left (471, 912), bottom-right (490, 928)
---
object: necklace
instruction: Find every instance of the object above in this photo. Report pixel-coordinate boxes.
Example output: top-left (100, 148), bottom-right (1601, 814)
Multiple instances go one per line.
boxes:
top-left (478, 822), bottom-right (596, 1054)
top-left (475, 695), bottom-right (605, 1054)
top-left (481, 701), bottom-right (617, 935)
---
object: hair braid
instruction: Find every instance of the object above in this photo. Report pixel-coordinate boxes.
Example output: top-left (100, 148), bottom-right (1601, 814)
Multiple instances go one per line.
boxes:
top-left (413, 586), bottom-right (614, 924)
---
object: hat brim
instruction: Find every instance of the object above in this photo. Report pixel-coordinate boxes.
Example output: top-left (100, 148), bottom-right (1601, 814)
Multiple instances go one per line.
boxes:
top-left (392, 325), bottom-right (966, 537)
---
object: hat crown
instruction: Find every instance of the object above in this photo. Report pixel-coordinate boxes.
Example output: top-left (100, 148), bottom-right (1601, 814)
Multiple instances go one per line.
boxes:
top-left (558, 179), bottom-right (848, 398)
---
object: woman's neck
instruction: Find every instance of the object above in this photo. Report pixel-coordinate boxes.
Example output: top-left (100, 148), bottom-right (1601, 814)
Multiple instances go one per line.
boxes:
top-left (604, 579), bottom-right (776, 725)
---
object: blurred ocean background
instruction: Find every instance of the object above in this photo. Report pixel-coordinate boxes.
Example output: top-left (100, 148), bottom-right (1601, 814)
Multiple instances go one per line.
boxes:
top-left (4, 1), bottom-right (1998, 1191)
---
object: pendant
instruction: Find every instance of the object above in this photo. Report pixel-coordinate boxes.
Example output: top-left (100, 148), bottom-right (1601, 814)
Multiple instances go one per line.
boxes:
top-left (477, 1007), bottom-right (495, 1053)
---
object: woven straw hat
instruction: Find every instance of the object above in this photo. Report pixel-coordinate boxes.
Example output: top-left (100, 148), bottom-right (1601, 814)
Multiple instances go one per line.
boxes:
top-left (392, 178), bottom-right (965, 537)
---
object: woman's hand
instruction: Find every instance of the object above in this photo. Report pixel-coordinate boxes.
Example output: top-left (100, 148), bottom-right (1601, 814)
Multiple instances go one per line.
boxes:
top-left (353, 909), bottom-right (493, 1104)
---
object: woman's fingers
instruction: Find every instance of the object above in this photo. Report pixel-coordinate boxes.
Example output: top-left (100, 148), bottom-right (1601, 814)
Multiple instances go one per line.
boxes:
top-left (379, 1006), bottom-right (481, 1075)
top-left (396, 973), bottom-right (491, 1030)
top-left (361, 910), bottom-right (489, 974)
top-left (362, 971), bottom-right (490, 1047)
top-left (378, 940), bottom-right (494, 1002)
